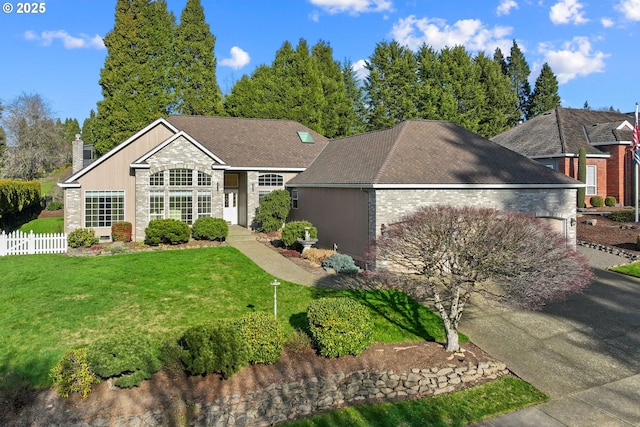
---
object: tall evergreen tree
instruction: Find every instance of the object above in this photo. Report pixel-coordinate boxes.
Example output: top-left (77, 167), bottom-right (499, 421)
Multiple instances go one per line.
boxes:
top-left (474, 52), bottom-right (519, 138)
top-left (174, 0), bottom-right (223, 115)
top-left (365, 41), bottom-right (419, 130)
top-left (341, 59), bottom-right (367, 135)
top-left (61, 118), bottom-right (81, 143)
top-left (415, 44), bottom-right (442, 120)
top-left (506, 40), bottom-right (531, 124)
top-left (93, 0), bottom-right (177, 155)
top-left (527, 63), bottom-right (561, 119)
top-left (493, 47), bottom-right (508, 75)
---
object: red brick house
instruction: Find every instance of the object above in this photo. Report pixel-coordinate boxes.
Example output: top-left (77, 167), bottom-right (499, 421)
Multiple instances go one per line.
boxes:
top-left (492, 108), bottom-right (636, 206)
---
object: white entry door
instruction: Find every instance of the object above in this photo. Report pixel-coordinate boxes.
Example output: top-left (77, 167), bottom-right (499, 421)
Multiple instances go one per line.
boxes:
top-left (223, 190), bottom-right (238, 224)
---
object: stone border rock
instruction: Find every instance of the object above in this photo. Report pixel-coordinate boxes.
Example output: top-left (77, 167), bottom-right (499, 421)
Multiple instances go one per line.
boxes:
top-left (105, 361), bottom-right (509, 427)
top-left (577, 240), bottom-right (640, 262)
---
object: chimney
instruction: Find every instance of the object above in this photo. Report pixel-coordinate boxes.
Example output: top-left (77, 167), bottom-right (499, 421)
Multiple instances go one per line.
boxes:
top-left (72, 134), bottom-right (83, 174)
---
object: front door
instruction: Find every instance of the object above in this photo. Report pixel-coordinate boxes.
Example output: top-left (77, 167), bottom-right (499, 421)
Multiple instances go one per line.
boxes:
top-left (223, 190), bottom-right (238, 224)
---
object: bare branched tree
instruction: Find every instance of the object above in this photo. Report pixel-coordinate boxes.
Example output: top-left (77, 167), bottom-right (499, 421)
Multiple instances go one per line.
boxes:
top-left (367, 205), bottom-right (592, 352)
top-left (2, 93), bottom-right (69, 180)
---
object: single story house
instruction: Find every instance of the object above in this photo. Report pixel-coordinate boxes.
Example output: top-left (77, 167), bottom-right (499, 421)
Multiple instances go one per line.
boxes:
top-left (491, 107), bottom-right (636, 206)
top-left (59, 116), bottom-right (328, 241)
top-left (287, 120), bottom-right (583, 261)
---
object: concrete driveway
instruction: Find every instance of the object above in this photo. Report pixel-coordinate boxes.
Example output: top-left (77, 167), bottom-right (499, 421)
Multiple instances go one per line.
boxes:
top-left (462, 247), bottom-right (640, 426)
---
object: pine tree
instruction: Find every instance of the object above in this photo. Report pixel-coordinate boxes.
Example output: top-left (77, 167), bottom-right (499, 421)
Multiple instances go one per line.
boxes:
top-left (93, 0), bottom-right (177, 155)
top-left (507, 40), bottom-right (531, 124)
top-left (493, 47), bottom-right (508, 75)
top-left (61, 118), bottom-right (81, 143)
top-left (527, 63), bottom-right (561, 119)
top-left (174, 0), bottom-right (223, 115)
top-left (415, 44), bottom-right (441, 120)
top-left (341, 59), bottom-right (367, 135)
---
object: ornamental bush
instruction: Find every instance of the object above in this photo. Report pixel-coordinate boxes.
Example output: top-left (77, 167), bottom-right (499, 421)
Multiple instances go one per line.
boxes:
top-left (68, 228), bottom-right (99, 248)
top-left (604, 196), bottom-right (617, 207)
top-left (236, 311), bottom-right (284, 365)
top-left (86, 333), bottom-right (162, 388)
top-left (609, 210), bottom-right (635, 222)
top-left (192, 217), bottom-right (228, 241)
top-left (50, 348), bottom-right (99, 399)
top-left (111, 221), bottom-right (132, 242)
top-left (144, 218), bottom-right (190, 245)
top-left (46, 201), bottom-right (64, 211)
top-left (254, 190), bottom-right (291, 232)
top-left (307, 298), bottom-right (373, 358)
top-left (590, 196), bottom-right (604, 207)
top-left (322, 253), bottom-right (359, 274)
top-left (301, 248), bottom-right (336, 265)
top-left (281, 220), bottom-right (317, 248)
top-left (179, 320), bottom-right (249, 379)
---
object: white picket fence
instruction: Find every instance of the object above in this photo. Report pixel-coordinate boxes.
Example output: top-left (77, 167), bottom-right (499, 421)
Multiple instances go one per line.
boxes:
top-left (0, 230), bottom-right (68, 256)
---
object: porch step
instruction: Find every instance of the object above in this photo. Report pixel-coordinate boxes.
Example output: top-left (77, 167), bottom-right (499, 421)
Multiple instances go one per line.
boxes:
top-left (227, 225), bottom-right (256, 242)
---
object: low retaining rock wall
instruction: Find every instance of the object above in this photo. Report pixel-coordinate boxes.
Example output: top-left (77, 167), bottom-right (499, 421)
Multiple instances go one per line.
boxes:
top-left (100, 361), bottom-right (509, 427)
top-left (577, 240), bottom-right (639, 261)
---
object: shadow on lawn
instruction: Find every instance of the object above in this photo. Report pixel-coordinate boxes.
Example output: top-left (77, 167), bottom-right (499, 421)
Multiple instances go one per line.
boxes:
top-left (290, 273), bottom-right (446, 343)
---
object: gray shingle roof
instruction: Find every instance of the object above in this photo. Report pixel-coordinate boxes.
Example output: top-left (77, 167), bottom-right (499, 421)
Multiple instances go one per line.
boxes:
top-left (166, 115), bottom-right (329, 169)
top-left (491, 107), bottom-right (633, 157)
top-left (289, 120), bottom-right (579, 186)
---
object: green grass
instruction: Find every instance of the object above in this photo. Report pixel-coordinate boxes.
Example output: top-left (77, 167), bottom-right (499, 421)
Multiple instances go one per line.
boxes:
top-left (0, 246), bottom-right (461, 387)
top-left (19, 217), bottom-right (64, 234)
top-left (610, 262), bottom-right (640, 277)
top-left (281, 376), bottom-right (548, 427)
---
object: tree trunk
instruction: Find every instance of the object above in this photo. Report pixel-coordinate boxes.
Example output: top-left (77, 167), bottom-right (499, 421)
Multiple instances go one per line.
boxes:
top-left (444, 324), bottom-right (459, 352)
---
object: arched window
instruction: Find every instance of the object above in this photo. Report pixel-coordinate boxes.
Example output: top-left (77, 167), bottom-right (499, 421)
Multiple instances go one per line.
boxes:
top-left (258, 173), bottom-right (283, 187)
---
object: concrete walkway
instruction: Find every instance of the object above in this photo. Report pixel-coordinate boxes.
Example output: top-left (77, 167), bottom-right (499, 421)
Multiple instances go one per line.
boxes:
top-left (226, 226), bottom-right (640, 426)
top-left (465, 247), bottom-right (640, 426)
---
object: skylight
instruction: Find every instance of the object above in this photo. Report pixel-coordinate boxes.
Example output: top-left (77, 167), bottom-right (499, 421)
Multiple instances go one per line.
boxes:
top-left (297, 131), bottom-right (314, 144)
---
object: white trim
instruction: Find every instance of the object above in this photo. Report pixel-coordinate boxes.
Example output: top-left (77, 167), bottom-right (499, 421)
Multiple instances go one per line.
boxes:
top-left (60, 118), bottom-right (179, 184)
top-left (529, 153), bottom-right (610, 159)
top-left (286, 182), bottom-right (585, 189)
top-left (57, 182), bottom-right (81, 188)
top-left (225, 166), bottom-right (306, 172)
top-left (618, 120), bottom-right (633, 130)
top-left (131, 131), bottom-right (227, 166)
top-left (588, 142), bottom-right (629, 147)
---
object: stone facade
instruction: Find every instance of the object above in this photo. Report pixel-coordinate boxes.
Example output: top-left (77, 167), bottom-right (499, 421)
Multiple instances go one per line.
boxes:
top-left (373, 187), bottom-right (577, 247)
top-left (64, 187), bottom-right (82, 232)
top-left (82, 361), bottom-right (509, 427)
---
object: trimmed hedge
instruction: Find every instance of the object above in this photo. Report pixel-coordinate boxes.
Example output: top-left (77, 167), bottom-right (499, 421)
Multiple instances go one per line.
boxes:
top-left (68, 228), bottom-right (99, 248)
top-left (281, 221), bottom-right (317, 248)
top-left (609, 210), bottom-right (635, 222)
top-left (144, 219), bottom-right (190, 245)
top-left (307, 298), bottom-right (374, 358)
top-left (111, 222), bottom-right (132, 242)
top-left (590, 195), bottom-right (604, 207)
top-left (604, 196), bottom-right (617, 207)
top-left (179, 320), bottom-right (250, 379)
top-left (0, 180), bottom-right (41, 229)
top-left (236, 312), bottom-right (284, 365)
top-left (192, 217), bottom-right (228, 241)
top-left (86, 333), bottom-right (162, 388)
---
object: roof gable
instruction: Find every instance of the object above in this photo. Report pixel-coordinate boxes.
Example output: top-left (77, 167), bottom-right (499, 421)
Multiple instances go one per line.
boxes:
top-left (131, 131), bottom-right (227, 169)
top-left (289, 120), bottom-right (580, 187)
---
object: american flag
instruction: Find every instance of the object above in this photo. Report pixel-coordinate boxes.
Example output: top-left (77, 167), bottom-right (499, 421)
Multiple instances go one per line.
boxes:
top-left (634, 104), bottom-right (640, 165)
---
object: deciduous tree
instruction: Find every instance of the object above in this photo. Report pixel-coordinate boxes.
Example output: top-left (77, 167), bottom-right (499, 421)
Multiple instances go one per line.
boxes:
top-left (367, 206), bottom-right (592, 352)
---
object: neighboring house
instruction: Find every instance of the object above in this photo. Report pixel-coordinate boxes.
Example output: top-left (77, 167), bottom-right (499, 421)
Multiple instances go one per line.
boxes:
top-left (287, 120), bottom-right (582, 261)
top-left (59, 116), bottom-right (328, 241)
top-left (491, 107), bottom-right (636, 206)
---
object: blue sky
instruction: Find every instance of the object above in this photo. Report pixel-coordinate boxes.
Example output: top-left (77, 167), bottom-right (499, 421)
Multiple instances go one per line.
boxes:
top-left (0, 0), bottom-right (638, 126)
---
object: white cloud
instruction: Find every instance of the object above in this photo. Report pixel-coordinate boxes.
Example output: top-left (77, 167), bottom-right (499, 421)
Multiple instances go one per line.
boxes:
top-left (308, 0), bottom-right (392, 15)
top-left (538, 37), bottom-right (608, 83)
top-left (24, 30), bottom-right (104, 49)
top-left (549, 0), bottom-right (588, 25)
top-left (615, 0), bottom-right (640, 21)
top-left (352, 59), bottom-right (368, 80)
top-left (220, 46), bottom-right (251, 70)
top-left (391, 15), bottom-right (513, 52)
top-left (601, 17), bottom-right (615, 27)
top-left (496, 0), bottom-right (518, 16)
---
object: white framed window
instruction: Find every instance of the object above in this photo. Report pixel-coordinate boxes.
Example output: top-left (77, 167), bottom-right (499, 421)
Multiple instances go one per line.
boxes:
top-left (586, 165), bottom-right (597, 195)
top-left (291, 189), bottom-right (298, 209)
top-left (150, 171), bottom-right (164, 186)
top-left (198, 171), bottom-right (212, 186)
top-left (258, 173), bottom-right (284, 187)
top-left (169, 169), bottom-right (192, 186)
top-left (197, 191), bottom-right (212, 218)
top-left (149, 191), bottom-right (164, 221)
top-left (85, 190), bottom-right (124, 227)
top-left (258, 190), bottom-right (271, 202)
top-left (169, 190), bottom-right (193, 223)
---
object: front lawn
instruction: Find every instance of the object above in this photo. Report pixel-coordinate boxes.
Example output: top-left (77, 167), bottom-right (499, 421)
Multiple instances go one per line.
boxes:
top-left (19, 217), bottom-right (64, 234)
top-left (610, 262), bottom-right (640, 277)
top-left (0, 246), bottom-right (456, 386)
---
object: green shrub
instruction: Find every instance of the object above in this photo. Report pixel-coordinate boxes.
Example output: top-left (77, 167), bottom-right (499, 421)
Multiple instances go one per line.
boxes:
top-left (86, 333), bottom-right (162, 388)
top-left (590, 196), bottom-right (604, 207)
top-left (50, 348), bottom-right (100, 399)
top-left (192, 217), bottom-right (228, 241)
top-left (68, 228), bottom-right (99, 248)
top-left (111, 221), bottom-right (132, 242)
top-left (281, 220), bottom-right (317, 248)
top-left (179, 320), bottom-right (249, 379)
top-left (604, 196), bottom-right (617, 207)
top-left (322, 253), bottom-right (359, 274)
top-left (609, 210), bottom-right (635, 222)
top-left (144, 218), bottom-right (190, 245)
top-left (307, 298), bottom-right (374, 358)
top-left (236, 312), bottom-right (284, 365)
top-left (254, 189), bottom-right (291, 232)
top-left (46, 201), bottom-right (64, 211)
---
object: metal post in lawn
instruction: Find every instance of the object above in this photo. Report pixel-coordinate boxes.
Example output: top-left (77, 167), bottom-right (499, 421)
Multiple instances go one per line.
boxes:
top-left (271, 279), bottom-right (280, 318)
